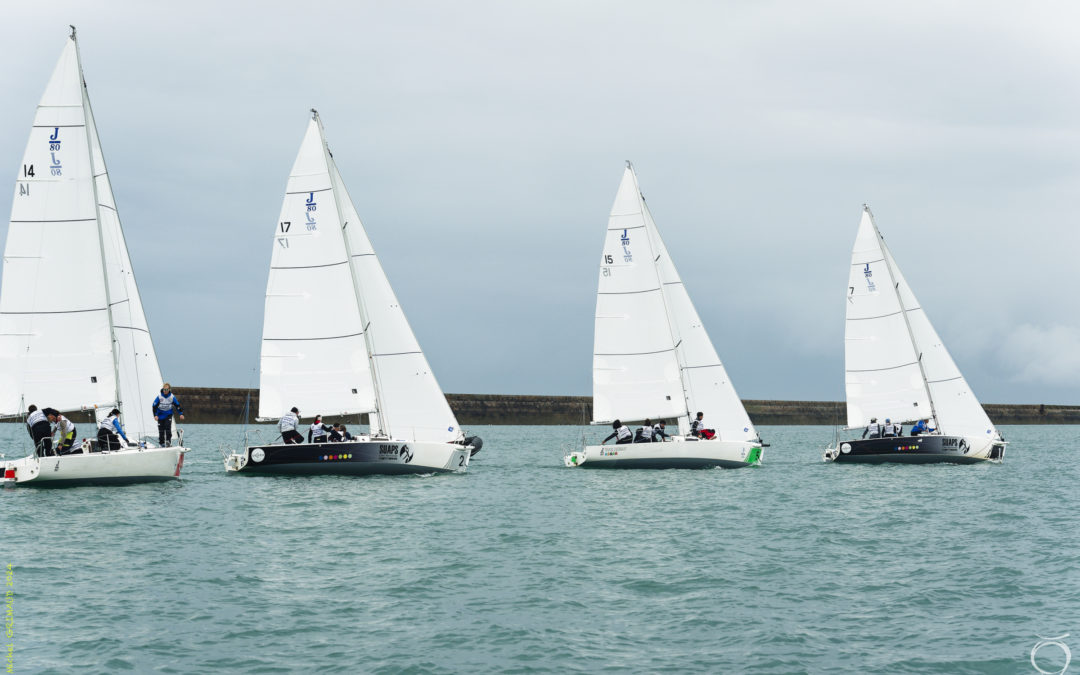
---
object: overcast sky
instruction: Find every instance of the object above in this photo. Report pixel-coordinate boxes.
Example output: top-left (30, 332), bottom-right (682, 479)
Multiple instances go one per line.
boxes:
top-left (1, 1), bottom-right (1078, 405)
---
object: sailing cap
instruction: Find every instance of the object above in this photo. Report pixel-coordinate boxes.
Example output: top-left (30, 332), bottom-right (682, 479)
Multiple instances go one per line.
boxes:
top-left (885, 418), bottom-right (891, 423)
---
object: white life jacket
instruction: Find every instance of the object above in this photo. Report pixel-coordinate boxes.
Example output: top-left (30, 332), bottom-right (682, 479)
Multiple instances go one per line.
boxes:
top-left (882, 424), bottom-right (896, 437)
top-left (615, 425), bottom-right (632, 441)
top-left (639, 426), bottom-right (654, 440)
top-left (99, 415), bottom-right (119, 432)
top-left (866, 422), bottom-right (881, 437)
top-left (310, 422), bottom-right (327, 438)
top-left (27, 410), bottom-right (46, 427)
top-left (156, 393), bottom-right (177, 413)
top-left (691, 418), bottom-right (704, 432)
top-left (279, 413), bottom-right (298, 432)
top-left (54, 414), bottom-right (75, 436)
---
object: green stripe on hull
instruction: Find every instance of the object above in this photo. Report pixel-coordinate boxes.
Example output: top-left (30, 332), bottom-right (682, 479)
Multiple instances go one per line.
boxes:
top-left (746, 447), bottom-right (763, 465)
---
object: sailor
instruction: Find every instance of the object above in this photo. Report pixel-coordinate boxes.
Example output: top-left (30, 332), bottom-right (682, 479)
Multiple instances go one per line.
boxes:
top-left (45, 408), bottom-right (77, 454)
top-left (339, 425), bottom-right (354, 442)
top-left (151, 383), bottom-right (184, 447)
top-left (653, 420), bottom-right (669, 442)
top-left (634, 419), bottom-right (655, 443)
top-left (279, 407), bottom-right (303, 444)
top-left (601, 420), bottom-right (633, 445)
top-left (308, 415), bottom-right (333, 444)
top-left (882, 418), bottom-right (897, 437)
top-left (26, 404), bottom-right (53, 456)
top-left (690, 412), bottom-right (706, 437)
top-left (892, 420), bottom-right (903, 437)
top-left (862, 417), bottom-right (881, 439)
top-left (910, 419), bottom-right (928, 436)
top-left (328, 424), bottom-right (344, 443)
top-left (97, 408), bottom-right (130, 451)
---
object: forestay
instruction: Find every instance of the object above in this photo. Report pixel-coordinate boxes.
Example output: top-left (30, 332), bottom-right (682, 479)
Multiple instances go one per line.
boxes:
top-left (0, 34), bottom-right (164, 439)
top-left (258, 118), bottom-right (375, 421)
top-left (845, 207), bottom-right (996, 440)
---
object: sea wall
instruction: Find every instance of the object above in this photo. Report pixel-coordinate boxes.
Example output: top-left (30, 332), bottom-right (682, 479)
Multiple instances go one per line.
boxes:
top-left (166, 388), bottom-right (1080, 425)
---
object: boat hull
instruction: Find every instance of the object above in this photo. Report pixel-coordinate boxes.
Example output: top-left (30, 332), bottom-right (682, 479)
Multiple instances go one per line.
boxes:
top-left (0, 446), bottom-right (187, 486)
top-left (565, 438), bottom-right (762, 469)
top-left (824, 435), bottom-right (1005, 464)
top-left (225, 439), bottom-right (470, 475)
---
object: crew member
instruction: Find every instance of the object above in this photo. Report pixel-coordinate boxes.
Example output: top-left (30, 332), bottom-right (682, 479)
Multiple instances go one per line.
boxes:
top-left (45, 408), bottom-right (77, 454)
top-left (328, 424), bottom-right (344, 443)
top-left (882, 418), bottom-right (897, 437)
top-left (601, 420), bottom-right (633, 445)
top-left (634, 419), bottom-right (655, 443)
top-left (910, 419), bottom-right (928, 436)
top-left (26, 404), bottom-right (52, 456)
top-left (691, 412), bottom-right (706, 437)
top-left (279, 407), bottom-right (303, 444)
top-left (339, 425), bottom-right (354, 442)
top-left (97, 408), bottom-right (130, 451)
top-left (309, 415), bottom-right (332, 444)
top-left (151, 383), bottom-right (184, 447)
top-left (653, 420), bottom-right (669, 442)
top-left (862, 418), bottom-right (881, 439)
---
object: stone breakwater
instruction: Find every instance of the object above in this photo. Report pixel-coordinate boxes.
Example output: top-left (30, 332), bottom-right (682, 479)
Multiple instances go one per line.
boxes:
top-left (165, 388), bottom-right (1080, 425)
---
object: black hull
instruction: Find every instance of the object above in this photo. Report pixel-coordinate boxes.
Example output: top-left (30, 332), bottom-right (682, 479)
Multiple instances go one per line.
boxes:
top-left (233, 440), bottom-right (461, 476)
top-left (833, 435), bottom-right (1005, 464)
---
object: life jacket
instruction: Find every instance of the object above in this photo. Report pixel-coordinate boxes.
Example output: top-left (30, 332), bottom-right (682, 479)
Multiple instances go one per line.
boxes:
top-left (156, 392), bottom-right (179, 416)
top-left (615, 425), bottom-right (632, 441)
top-left (882, 424), bottom-right (896, 437)
top-left (99, 415), bottom-right (123, 437)
top-left (279, 413), bottom-right (299, 432)
top-left (639, 426), bottom-right (654, 440)
top-left (27, 409), bottom-right (46, 427)
top-left (866, 422), bottom-right (881, 437)
top-left (311, 422), bottom-right (327, 439)
top-left (55, 414), bottom-right (75, 436)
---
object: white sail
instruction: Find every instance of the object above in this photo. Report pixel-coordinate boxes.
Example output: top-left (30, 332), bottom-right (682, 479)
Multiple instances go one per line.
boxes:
top-left (845, 209), bottom-right (929, 428)
top-left (880, 224), bottom-right (997, 440)
top-left (644, 202), bottom-right (757, 441)
top-left (85, 78), bottom-right (163, 439)
top-left (592, 167), bottom-right (685, 424)
top-left (845, 207), bottom-right (996, 440)
top-left (0, 37), bottom-right (117, 416)
top-left (258, 118), bottom-right (375, 421)
top-left (334, 159), bottom-right (461, 443)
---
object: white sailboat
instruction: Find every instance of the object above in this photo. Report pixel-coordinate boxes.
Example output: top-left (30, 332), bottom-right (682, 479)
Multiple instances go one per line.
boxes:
top-left (224, 111), bottom-right (478, 475)
top-left (824, 206), bottom-right (1006, 463)
top-left (565, 163), bottom-right (763, 469)
top-left (0, 29), bottom-right (187, 485)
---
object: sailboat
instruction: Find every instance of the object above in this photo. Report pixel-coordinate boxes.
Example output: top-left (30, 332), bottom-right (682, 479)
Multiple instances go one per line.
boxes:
top-left (224, 111), bottom-right (478, 475)
top-left (564, 163), bottom-right (763, 469)
top-left (823, 206), bottom-right (1006, 463)
top-left (0, 28), bottom-right (188, 485)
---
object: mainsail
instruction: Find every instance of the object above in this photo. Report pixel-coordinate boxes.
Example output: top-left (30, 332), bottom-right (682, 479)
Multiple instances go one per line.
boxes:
top-left (844, 207), bottom-right (996, 439)
top-left (0, 32), bottom-right (163, 439)
top-left (259, 113), bottom-right (461, 444)
top-left (592, 164), bottom-right (756, 441)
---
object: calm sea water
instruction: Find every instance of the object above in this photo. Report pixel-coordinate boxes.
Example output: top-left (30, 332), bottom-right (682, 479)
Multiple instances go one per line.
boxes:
top-left (1, 424), bottom-right (1077, 674)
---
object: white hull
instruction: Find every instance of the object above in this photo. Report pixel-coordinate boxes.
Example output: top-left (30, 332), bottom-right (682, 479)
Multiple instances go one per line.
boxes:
top-left (1, 445), bottom-right (187, 485)
top-left (225, 437), bottom-right (470, 475)
top-left (565, 436), bottom-right (762, 469)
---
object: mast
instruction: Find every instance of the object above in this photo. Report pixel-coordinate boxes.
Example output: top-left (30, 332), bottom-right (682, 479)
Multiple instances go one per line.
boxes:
top-left (867, 205), bottom-right (940, 429)
top-left (73, 27), bottom-right (123, 417)
top-left (630, 162), bottom-right (692, 427)
top-left (312, 110), bottom-right (387, 435)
